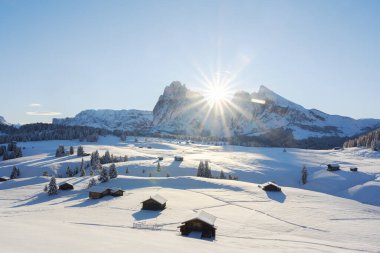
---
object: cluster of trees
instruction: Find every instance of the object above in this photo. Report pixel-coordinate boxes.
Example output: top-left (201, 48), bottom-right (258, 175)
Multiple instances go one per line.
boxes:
top-left (90, 150), bottom-right (128, 166)
top-left (196, 161), bottom-right (238, 180)
top-left (343, 128), bottom-right (380, 151)
top-left (0, 123), bottom-right (111, 144)
top-left (98, 164), bottom-right (118, 183)
top-left (1, 142), bottom-right (22, 160)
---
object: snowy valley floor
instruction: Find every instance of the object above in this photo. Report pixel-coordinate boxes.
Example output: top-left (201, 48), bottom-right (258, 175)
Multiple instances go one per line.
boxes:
top-left (0, 136), bottom-right (380, 252)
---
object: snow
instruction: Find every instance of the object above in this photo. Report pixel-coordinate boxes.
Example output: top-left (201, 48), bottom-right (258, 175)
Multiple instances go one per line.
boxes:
top-left (150, 194), bottom-right (167, 205)
top-left (184, 210), bottom-right (217, 226)
top-left (0, 136), bottom-right (380, 252)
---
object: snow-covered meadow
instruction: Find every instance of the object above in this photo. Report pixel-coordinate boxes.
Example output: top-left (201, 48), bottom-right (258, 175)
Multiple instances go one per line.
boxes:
top-left (1, 136), bottom-right (380, 252)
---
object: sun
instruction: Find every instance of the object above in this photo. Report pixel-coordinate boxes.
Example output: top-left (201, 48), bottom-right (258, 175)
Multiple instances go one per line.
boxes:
top-left (204, 85), bottom-right (229, 107)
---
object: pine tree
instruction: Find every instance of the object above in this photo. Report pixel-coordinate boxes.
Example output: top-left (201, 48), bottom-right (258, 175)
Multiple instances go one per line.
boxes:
top-left (197, 161), bottom-right (205, 177)
top-left (88, 178), bottom-right (96, 188)
top-left (77, 146), bottom-right (84, 156)
top-left (157, 162), bottom-right (161, 172)
top-left (47, 176), bottom-right (58, 196)
top-left (301, 165), bottom-right (308, 185)
top-left (90, 168), bottom-right (95, 176)
top-left (80, 165), bottom-right (86, 177)
top-left (69, 146), bottom-right (74, 155)
top-left (10, 166), bottom-right (18, 179)
top-left (204, 161), bottom-right (211, 178)
top-left (109, 163), bottom-right (118, 179)
top-left (125, 167), bottom-right (129, 174)
top-left (66, 166), bottom-right (73, 177)
top-left (98, 167), bottom-right (109, 183)
top-left (219, 170), bottom-right (226, 179)
top-left (166, 173), bottom-right (170, 177)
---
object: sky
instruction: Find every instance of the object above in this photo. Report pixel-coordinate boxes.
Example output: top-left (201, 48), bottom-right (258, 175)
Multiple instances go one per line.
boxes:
top-left (0, 0), bottom-right (379, 124)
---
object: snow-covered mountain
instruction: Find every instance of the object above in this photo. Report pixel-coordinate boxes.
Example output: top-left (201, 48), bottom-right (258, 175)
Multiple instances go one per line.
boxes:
top-left (53, 109), bottom-right (152, 132)
top-left (52, 81), bottom-right (380, 143)
top-left (152, 82), bottom-right (380, 140)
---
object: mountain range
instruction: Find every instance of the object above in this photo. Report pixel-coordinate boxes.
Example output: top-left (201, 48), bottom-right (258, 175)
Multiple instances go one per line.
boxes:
top-left (52, 81), bottom-right (380, 146)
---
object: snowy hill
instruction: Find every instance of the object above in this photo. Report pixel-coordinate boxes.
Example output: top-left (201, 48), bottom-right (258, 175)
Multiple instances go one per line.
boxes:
top-left (0, 138), bottom-right (380, 252)
top-left (53, 109), bottom-right (152, 132)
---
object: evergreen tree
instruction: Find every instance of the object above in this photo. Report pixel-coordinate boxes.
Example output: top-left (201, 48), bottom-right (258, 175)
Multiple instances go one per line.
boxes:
top-left (301, 165), bottom-right (308, 185)
top-left (66, 166), bottom-right (73, 177)
top-left (166, 173), bottom-right (170, 177)
top-left (157, 162), bottom-right (161, 172)
top-left (55, 145), bottom-right (65, 157)
top-left (80, 165), bottom-right (86, 177)
top-left (204, 161), bottom-right (212, 178)
top-left (90, 168), bottom-right (95, 176)
top-left (125, 167), bottom-right (129, 174)
top-left (77, 146), bottom-right (84, 156)
top-left (124, 155), bottom-right (128, 162)
top-left (88, 178), bottom-right (96, 188)
top-left (69, 146), bottom-right (74, 155)
top-left (98, 167), bottom-right (109, 183)
top-left (109, 163), bottom-right (118, 179)
top-left (47, 176), bottom-right (58, 196)
top-left (197, 161), bottom-right (205, 177)
top-left (10, 166), bottom-right (18, 179)
top-left (219, 170), bottom-right (226, 179)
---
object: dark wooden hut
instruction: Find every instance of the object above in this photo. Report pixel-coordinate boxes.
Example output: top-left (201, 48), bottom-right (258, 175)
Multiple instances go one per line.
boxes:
top-left (179, 211), bottom-right (216, 238)
top-left (327, 164), bottom-right (340, 171)
top-left (0, 176), bottom-right (10, 182)
top-left (59, 182), bottom-right (74, 190)
top-left (89, 187), bottom-right (110, 199)
top-left (174, 156), bottom-right (183, 161)
top-left (158, 156), bottom-right (163, 161)
top-left (350, 167), bottom-right (358, 172)
top-left (142, 194), bottom-right (167, 211)
top-left (110, 188), bottom-right (124, 197)
top-left (260, 182), bottom-right (282, 192)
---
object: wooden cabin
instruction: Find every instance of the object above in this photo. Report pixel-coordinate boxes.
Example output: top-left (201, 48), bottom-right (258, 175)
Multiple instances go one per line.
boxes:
top-left (59, 182), bottom-right (74, 190)
top-left (0, 176), bottom-right (10, 182)
top-left (174, 156), bottom-right (183, 162)
top-left (260, 182), bottom-right (282, 192)
top-left (109, 188), bottom-right (124, 197)
top-left (350, 167), bottom-right (358, 172)
top-left (179, 211), bottom-right (216, 238)
top-left (142, 194), bottom-right (167, 211)
top-left (327, 164), bottom-right (340, 171)
top-left (89, 187), bottom-right (110, 199)
top-left (158, 156), bottom-right (163, 161)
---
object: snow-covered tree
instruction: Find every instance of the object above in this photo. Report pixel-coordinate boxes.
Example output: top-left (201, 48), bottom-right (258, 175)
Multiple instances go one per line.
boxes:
top-left (80, 164), bottom-right (86, 177)
top-left (157, 162), bottom-right (161, 172)
top-left (10, 166), bottom-right (19, 179)
top-left (219, 170), bottom-right (226, 179)
top-left (66, 166), bottom-right (73, 177)
top-left (90, 168), bottom-right (95, 176)
top-left (204, 161), bottom-right (212, 178)
top-left (55, 145), bottom-right (65, 157)
top-left (98, 167), bottom-right (109, 183)
top-left (47, 176), bottom-right (58, 196)
top-left (125, 167), bottom-right (129, 174)
top-left (109, 163), bottom-right (118, 179)
top-left (69, 146), bottom-right (74, 155)
top-left (77, 146), bottom-right (84, 156)
top-left (197, 161), bottom-right (205, 177)
top-left (88, 178), bottom-right (96, 188)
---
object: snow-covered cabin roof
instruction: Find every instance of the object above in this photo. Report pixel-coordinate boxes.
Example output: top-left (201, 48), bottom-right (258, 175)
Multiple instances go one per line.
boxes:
top-left (262, 181), bottom-right (280, 188)
top-left (150, 194), bottom-right (167, 205)
top-left (88, 186), bottom-right (108, 193)
top-left (328, 164), bottom-right (340, 167)
top-left (109, 188), bottom-right (124, 193)
top-left (184, 211), bottom-right (216, 226)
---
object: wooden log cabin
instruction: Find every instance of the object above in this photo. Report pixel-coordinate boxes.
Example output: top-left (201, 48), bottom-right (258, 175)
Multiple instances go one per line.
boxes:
top-left (89, 187), bottom-right (110, 199)
top-left (141, 194), bottom-right (167, 211)
top-left (260, 182), bottom-right (282, 192)
top-left (179, 211), bottom-right (216, 238)
top-left (59, 182), bottom-right (74, 190)
top-left (327, 164), bottom-right (340, 171)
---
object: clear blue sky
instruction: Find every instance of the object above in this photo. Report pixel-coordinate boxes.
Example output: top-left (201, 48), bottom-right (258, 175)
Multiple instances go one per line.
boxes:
top-left (0, 0), bottom-right (379, 124)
